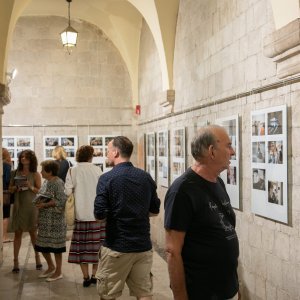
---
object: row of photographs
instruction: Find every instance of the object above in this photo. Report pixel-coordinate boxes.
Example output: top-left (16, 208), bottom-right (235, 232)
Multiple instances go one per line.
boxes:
top-left (145, 105), bottom-right (287, 224)
top-left (2, 135), bottom-right (115, 172)
top-left (145, 128), bottom-right (186, 188)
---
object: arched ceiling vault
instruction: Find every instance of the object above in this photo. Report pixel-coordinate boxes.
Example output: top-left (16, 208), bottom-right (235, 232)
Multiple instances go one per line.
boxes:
top-left (1, 0), bottom-right (298, 108)
top-left (0, 0), bottom-right (179, 108)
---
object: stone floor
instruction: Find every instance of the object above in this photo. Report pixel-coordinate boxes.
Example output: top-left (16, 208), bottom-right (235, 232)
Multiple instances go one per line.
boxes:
top-left (0, 231), bottom-right (173, 300)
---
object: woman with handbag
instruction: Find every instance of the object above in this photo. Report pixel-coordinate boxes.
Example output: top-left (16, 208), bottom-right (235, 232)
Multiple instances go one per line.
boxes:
top-left (2, 148), bottom-right (13, 242)
top-left (9, 149), bottom-right (42, 273)
top-left (64, 145), bottom-right (105, 287)
top-left (34, 160), bottom-right (67, 281)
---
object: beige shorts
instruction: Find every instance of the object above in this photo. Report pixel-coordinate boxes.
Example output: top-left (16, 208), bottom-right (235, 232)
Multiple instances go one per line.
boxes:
top-left (96, 246), bottom-right (153, 299)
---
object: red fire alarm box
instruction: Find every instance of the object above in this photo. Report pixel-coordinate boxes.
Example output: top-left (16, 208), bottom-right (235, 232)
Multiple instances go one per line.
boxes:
top-left (135, 104), bottom-right (141, 115)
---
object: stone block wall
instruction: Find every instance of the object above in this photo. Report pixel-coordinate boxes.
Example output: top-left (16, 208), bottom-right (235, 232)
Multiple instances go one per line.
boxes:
top-left (3, 16), bottom-right (137, 166)
top-left (138, 0), bottom-right (300, 299)
top-left (5, 16), bottom-right (133, 127)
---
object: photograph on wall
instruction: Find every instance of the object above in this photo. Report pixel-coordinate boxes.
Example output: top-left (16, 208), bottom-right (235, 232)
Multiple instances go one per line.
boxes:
top-left (43, 135), bottom-right (78, 165)
top-left (157, 130), bottom-right (169, 187)
top-left (2, 136), bottom-right (34, 169)
top-left (90, 136), bottom-right (103, 146)
top-left (105, 136), bottom-right (114, 146)
top-left (8, 149), bottom-right (14, 159)
top-left (268, 110), bottom-right (283, 135)
top-left (251, 105), bottom-right (287, 223)
top-left (45, 137), bottom-right (59, 147)
top-left (252, 142), bottom-right (265, 163)
top-left (16, 137), bottom-right (31, 147)
top-left (268, 141), bottom-right (283, 164)
top-left (170, 128), bottom-right (186, 183)
top-left (2, 137), bottom-right (15, 147)
top-left (252, 168), bottom-right (266, 191)
top-left (227, 166), bottom-right (237, 185)
top-left (61, 137), bottom-right (75, 146)
top-left (216, 116), bottom-right (240, 209)
top-left (88, 135), bottom-right (115, 173)
top-left (268, 180), bottom-right (283, 205)
top-left (145, 132), bottom-right (156, 181)
top-left (252, 113), bottom-right (266, 136)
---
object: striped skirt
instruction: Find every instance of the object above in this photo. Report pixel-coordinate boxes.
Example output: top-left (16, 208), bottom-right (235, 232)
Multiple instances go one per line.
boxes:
top-left (68, 220), bottom-right (106, 264)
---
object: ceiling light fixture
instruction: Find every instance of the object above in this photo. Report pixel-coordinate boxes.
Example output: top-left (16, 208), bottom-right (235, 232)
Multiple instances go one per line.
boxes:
top-left (6, 68), bottom-right (17, 85)
top-left (60, 0), bottom-right (78, 54)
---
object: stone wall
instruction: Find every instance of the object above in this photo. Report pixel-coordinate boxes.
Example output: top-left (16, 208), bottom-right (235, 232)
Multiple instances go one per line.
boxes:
top-left (4, 16), bottom-right (137, 166)
top-left (138, 0), bottom-right (300, 299)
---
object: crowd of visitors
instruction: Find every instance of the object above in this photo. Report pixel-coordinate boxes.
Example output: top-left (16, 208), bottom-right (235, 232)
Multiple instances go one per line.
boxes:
top-left (2, 130), bottom-right (239, 299)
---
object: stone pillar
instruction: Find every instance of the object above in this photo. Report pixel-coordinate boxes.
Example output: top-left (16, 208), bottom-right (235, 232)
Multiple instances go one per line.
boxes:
top-left (263, 18), bottom-right (300, 79)
top-left (159, 89), bottom-right (175, 115)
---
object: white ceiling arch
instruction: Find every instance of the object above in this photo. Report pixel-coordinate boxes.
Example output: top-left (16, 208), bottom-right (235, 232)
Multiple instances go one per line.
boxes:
top-left (0, 0), bottom-right (179, 107)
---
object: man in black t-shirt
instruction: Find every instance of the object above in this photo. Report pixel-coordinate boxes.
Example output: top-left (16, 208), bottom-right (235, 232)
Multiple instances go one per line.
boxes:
top-left (164, 125), bottom-right (240, 300)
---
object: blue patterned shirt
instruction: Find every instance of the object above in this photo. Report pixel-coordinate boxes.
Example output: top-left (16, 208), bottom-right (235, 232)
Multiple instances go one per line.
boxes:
top-left (94, 162), bottom-right (160, 253)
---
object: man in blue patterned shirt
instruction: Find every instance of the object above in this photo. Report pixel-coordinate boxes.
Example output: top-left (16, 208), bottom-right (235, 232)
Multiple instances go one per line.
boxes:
top-left (94, 136), bottom-right (160, 300)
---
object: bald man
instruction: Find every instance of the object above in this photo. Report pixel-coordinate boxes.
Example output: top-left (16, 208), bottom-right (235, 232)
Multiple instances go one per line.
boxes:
top-left (164, 125), bottom-right (240, 300)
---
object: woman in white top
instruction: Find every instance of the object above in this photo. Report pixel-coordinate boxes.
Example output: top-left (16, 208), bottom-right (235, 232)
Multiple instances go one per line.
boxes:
top-left (65, 145), bottom-right (105, 287)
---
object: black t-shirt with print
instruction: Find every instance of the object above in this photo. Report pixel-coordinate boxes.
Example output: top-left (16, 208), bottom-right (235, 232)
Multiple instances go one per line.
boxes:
top-left (164, 168), bottom-right (239, 300)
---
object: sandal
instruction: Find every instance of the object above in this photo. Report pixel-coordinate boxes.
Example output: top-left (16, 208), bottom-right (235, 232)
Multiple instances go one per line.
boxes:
top-left (12, 259), bottom-right (19, 273)
top-left (90, 275), bottom-right (97, 284)
top-left (83, 277), bottom-right (91, 287)
top-left (35, 254), bottom-right (42, 270)
top-left (12, 267), bottom-right (20, 273)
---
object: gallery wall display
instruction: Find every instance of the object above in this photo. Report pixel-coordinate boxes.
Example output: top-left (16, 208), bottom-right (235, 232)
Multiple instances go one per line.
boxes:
top-left (43, 135), bottom-right (78, 165)
top-left (251, 105), bottom-right (287, 223)
top-left (2, 136), bottom-right (34, 169)
top-left (88, 135), bottom-right (115, 172)
top-left (145, 132), bottom-right (156, 181)
top-left (157, 130), bottom-right (169, 187)
top-left (216, 116), bottom-right (240, 210)
top-left (170, 127), bottom-right (186, 184)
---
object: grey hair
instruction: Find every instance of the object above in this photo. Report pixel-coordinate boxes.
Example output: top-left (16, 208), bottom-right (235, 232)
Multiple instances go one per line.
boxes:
top-left (191, 125), bottom-right (223, 160)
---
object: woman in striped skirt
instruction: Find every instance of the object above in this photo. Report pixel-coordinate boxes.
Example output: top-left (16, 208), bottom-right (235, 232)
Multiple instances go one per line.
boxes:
top-left (65, 145), bottom-right (105, 287)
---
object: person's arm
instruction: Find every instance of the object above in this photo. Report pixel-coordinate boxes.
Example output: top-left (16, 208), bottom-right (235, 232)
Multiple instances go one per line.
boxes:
top-left (149, 177), bottom-right (161, 216)
top-left (165, 229), bottom-right (188, 300)
top-left (94, 176), bottom-right (108, 222)
top-left (3, 163), bottom-right (11, 190)
top-left (29, 172), bottom-right (41, 194)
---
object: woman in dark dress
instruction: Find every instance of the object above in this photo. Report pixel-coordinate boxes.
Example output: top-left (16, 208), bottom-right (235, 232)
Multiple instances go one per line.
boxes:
top-left (52, 146), bottom-right (72, 182)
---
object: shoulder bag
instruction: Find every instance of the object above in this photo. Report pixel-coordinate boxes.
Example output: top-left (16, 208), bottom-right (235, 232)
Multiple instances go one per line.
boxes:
top-left (65, 168), bottom-right (75, 227)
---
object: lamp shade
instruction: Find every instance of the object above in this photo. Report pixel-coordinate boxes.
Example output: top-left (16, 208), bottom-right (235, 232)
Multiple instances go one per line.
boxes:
top-left (60, 25), bottom-right (78, 48)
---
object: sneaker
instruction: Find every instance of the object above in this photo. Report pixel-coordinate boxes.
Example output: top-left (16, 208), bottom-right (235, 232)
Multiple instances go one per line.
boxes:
top-left (83, 277), bottom-right (91, 287)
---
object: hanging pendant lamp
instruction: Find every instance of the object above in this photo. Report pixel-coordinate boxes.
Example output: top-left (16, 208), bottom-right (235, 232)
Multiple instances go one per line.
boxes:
top-left (60, 0), bottom-right (78, 54)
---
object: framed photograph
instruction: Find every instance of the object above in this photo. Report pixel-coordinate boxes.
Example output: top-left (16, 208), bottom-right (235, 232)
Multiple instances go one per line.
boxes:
top-left (216, 116), bottom-right (240, 209)
top-left (2, 136), bottom-right (34, 169)
top-left (145, 132), bottom-right (156, 181)
top-left (157, 130), bottom-right (169, 187)
top-left (170, 128), bottom-right (186, 183)
top-left (251, 105), bottom-right (287, 223)
top-left (88, 135), bottom-right (115, 173)
top-left (43, 136), bottom-right (78, 165)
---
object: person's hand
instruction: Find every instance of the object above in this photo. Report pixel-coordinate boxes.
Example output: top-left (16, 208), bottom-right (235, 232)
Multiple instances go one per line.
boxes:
top-left (35, 202), bottom-right (46, 209)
